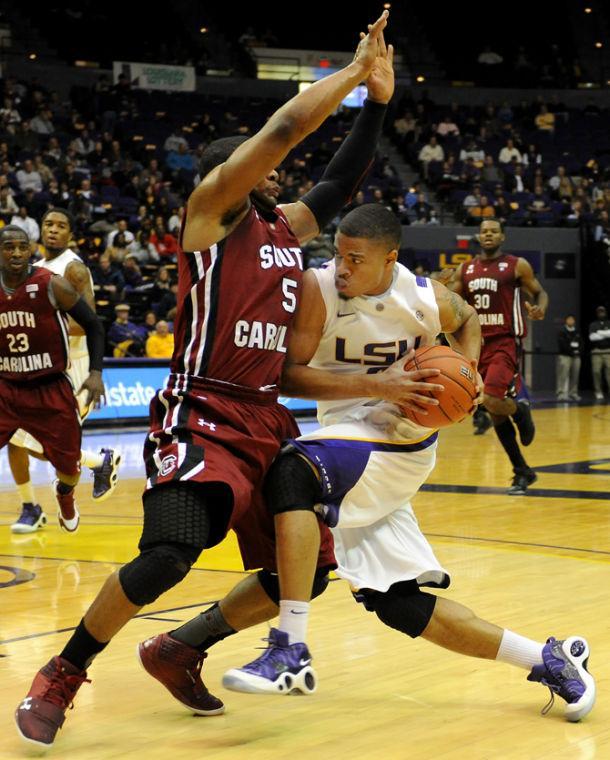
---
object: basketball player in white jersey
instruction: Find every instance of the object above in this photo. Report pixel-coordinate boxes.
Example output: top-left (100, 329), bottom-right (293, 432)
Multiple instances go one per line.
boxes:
top-left (9, 209), bottom-right (120, 534)
top-left (217, 204), bottom-right (594, 721)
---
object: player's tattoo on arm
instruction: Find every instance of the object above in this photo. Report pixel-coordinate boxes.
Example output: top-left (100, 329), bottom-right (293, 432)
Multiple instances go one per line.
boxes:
top-left (447, 289), bottom-right (466, 326)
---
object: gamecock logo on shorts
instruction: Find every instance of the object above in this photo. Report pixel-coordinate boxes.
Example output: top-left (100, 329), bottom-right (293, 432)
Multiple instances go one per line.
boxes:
top-left (160, 454), bottom-right (177, 476)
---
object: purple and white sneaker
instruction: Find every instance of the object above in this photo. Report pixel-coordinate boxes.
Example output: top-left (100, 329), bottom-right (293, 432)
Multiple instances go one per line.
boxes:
top-left (11, 503), bottom-right (47, 534)
top-left (222, 628), bottom-right (317, 695)
top-left (527, 636), bottom-right (595, 721)
top-left (91, 448), bottom-right (121, 502)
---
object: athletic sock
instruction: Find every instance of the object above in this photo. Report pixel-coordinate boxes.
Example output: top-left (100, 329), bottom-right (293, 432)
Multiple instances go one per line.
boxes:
top-left (278, 599), bottom-right (309, 644)
top-left (17, 481), bottom-right (36, 506)
top-left (494, 419), bottom-right (528, 470)
top-left (81, 450), bottom-right (104, 469)
top-left (170, 603), bottom-right (235, 652)
top-left (496, 629), bottom-right (544, 670)
top-left (61, 619), bottom-right (108, 671)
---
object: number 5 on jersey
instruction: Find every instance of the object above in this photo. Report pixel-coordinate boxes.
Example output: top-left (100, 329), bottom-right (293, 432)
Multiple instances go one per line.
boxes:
top-left (282, 277), bottom-right (298, 313)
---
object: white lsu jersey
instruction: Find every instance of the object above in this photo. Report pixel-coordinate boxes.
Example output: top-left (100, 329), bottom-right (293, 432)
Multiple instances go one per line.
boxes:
top-left (309, 261), bottom-right (441, 434)
top-left (35, 249), bottom-right (94, 360)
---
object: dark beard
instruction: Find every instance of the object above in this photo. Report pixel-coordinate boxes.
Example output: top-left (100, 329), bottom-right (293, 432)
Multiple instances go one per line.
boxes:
top-left (251, 190), bottom-right (277, 215)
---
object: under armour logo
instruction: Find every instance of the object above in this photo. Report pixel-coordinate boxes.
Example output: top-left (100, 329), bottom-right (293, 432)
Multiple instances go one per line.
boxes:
top-left (20, 697), bottom-right (33, 711)
top-left (197, 418), bottom-right (217, 431)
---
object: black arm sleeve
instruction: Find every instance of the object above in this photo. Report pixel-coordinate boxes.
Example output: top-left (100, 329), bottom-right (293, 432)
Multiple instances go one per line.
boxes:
top-left (300, 99), bottom-right (388, 230)
top-left (66, 298), bottom-right (105, 372)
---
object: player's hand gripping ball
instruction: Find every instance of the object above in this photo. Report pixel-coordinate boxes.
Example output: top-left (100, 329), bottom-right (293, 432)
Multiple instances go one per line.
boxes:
top-left (401, 345), bottom-right (478, 428)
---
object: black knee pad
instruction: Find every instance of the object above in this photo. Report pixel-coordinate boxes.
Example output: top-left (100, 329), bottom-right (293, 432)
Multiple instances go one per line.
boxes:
top-left (263, 448), bottom-right (322, 517)
top-left (257, 566), bottom-right (331, 605)
top-left (140, 482), bottom-right (212, 549)
top-left (119, 542), bottom-right (200, 606)
top-left (356, 581), bottom-right (437, 638)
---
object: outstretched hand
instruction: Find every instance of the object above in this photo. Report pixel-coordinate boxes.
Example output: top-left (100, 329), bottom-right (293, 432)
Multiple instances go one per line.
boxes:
top-left (353, 10), bottom-right (389, 75)
top-left (364, 29), bottom-right (394, 104)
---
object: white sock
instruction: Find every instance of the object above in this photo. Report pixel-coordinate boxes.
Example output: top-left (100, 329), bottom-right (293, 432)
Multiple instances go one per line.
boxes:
top-left (81, 450), bottom-right (104, 470)
top-left (496, 629), bottom-right (544, 670)
top-left (17, 481), bottom-right (36, 505)
top-left (278, 600), bottom-right (310, 644)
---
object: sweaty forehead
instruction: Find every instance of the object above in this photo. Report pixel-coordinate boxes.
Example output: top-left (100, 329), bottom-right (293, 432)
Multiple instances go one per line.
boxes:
top-left (335, 232), bottom-right (386, 258)
top-left (1, 232), bottom-right (29, 245)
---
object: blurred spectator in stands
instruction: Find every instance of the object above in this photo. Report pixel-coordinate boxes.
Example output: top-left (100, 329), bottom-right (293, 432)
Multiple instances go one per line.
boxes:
top-left (467, 195), bottom-right (494, 224)
top-left (108, 303), bottom-right (147, 357)
top-left (303, 234), bottom-right (334, 269)
top-left (499, 138), bottom-right (522, 165)
top-left (497, 101), bottom-right (514, 125)
top-left (556, 314), bottom-right (582, 402)
top-left (129, 230), bottom-right (159, 264)
top-left (412, 193), bottom-right (433, 222)
top-left (30, 107), bottom-right (55, 136)
top-left (0, 96), bottom-right (21, 133)
top-left (460, 157), bottom-right (481, 184)
top-left (166, 142), bottom-right (196, 173)
top-left (150, 221), bottom-right (178, 260)
top-left (33, 154), bottom-right (54, 187)
top-left (156, 281), bottom-right (178, 321)
top-left (589, 306), bottom-right (610, 400)
top-left (343, 189), bottom-right (365, 216)
top-left (522, 144), bottom-right (542, 168)
top-left (167, 206), bottom-right (184, 234)
top-left (122, 254), bottom-right (145, 291)
top-left (463, 185), bottom-right (483, 209)
top-left (526, 188), bottom-right (552, 225)
top-left (549, 165), bottom-right (573, 200)
top-left (106, 219), bottom-right (134, 248)
top-left (0, 186), bottom-right (19, 216)
top-left (459, 138), bottom-right (485, 165)
top-left (107, 232), bottom-right (133, 264)
top-left (143, 311), bottom-right (158, 335)
top-left (146, 320), bottom-right (174, 359)
top-left (11, 206), bottom-right (40, 241)
top-left (534, 104), bottom-right (555, 133)
top-left (435, 158), bottom-right (461, 202)
top-left (13, 120), bottom-right (40, 152)
top-left (418, 135), bottom-right (444, 179)
top-left (163, 128), bottom-right (189, 153)
top-left (493, 195), bottom-right (510, 225)
top-left (16, 159), bottom-right (43, 194)
top-left (393, 111), bottom-right (418, 145)
top-left (481, 155), bottom-right (502, 183)
top-left (436, 116), bottom-right (460, 139)
top-left (74, 129), bottom-right (95, 157)
top-left (92, 253), bottom-right (124, 301)
top-left (504, 164), bottom-right (526, 193)
top-left (564, 199), bottom-right (585, 227)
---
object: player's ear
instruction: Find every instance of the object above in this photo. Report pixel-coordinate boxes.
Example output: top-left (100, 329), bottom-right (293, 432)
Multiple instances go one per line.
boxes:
top-left (387, 248), bottom-right (398, 265)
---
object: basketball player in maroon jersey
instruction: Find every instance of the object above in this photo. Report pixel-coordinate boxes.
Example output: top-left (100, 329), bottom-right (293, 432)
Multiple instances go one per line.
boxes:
top-left (450, 218), bottom-right (549, 495)
top-left (0, 226), bottom-right (105, 532)
top-left (16, 11), bottom-right (396, 749)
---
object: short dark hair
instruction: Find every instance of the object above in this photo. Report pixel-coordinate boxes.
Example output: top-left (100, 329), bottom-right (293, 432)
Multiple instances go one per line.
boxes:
top-left (41, 207), bottom-right (75, 231)
top-left (0, 224), bottom-right (28, 243)
top-left (479, 217), bottom-right (505, 232)
top-left (338, 204), bottom-right (402, 250)
top-left (198, 136), bottom-right (250, 179)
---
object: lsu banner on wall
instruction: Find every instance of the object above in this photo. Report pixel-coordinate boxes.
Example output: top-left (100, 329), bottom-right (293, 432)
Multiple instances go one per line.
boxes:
top-left (113, 61), bottom-right (196, 92)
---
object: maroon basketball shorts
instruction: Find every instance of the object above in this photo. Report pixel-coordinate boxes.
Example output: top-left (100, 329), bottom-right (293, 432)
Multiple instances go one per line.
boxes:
top-left (144, 376), bottom-right (335, 571)
top-left (0, 374), bottom-right (81, 476)
top-left (479, 335), bottom-right (521, 399)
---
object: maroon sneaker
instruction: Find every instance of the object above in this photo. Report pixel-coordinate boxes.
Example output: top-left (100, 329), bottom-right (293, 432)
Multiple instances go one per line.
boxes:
top-left (15, 656), bottom-right (90, 748)
top-left (52, 479), bottom-right (80, 533)
top-left (137, 633), bottom-right (225, 715)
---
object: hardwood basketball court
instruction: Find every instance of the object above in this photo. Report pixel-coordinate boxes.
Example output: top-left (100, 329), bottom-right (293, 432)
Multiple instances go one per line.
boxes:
top-left (1, 402), bottom-right (609, 759)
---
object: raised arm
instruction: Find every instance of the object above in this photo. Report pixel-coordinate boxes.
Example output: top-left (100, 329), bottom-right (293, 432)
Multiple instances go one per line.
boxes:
top-left (281, 29), bottom-right (395, 245)
top-left (182, 11), bottom-right (389, 252)
top-left (516, 257), bottom-right (548, 320)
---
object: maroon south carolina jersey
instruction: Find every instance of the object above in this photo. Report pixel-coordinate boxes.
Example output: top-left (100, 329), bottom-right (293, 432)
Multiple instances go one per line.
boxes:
top-left (460, 253), bottom-right (526, 339)
top-left (171, 204), bottom-right (303, 389)
top-left (0, 267), bottom-right (70, 381)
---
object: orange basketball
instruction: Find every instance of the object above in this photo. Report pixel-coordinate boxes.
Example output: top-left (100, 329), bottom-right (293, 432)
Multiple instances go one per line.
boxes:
top-left (400, 345), bottom-right (477, 428)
